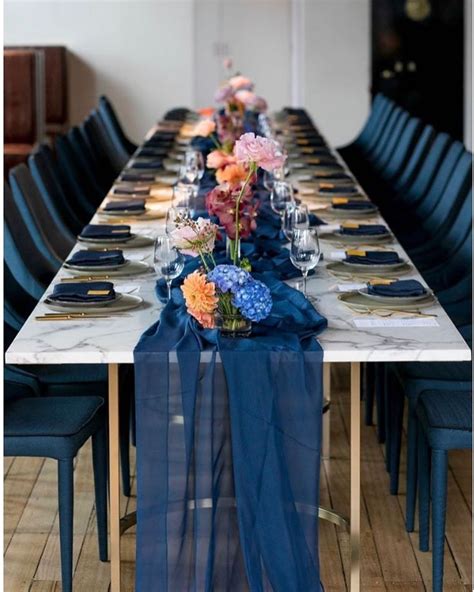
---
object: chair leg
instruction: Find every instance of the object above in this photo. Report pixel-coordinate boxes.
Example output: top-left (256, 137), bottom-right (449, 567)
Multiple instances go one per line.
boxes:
top-left (417, 429), bottom-right (430, 552)
top-left (374, 363), bottom-right (386, 444)
top-left (92, 426), bottom-right (109, 562)
top-left (58, 459), bottom-right (74, 592)
top-left (386, 373), bottom-right (404, 495)
top-left (431, 449), bottom-right (448, 592)
top-left (405, 403), bottom-right (418, 532)
top-left (364, 362), bottom-right (375, 426)
top-left (119, 391), bottom-right (131, 497)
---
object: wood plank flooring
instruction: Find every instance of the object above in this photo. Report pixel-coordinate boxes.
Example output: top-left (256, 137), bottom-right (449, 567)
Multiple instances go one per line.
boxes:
top-left (4, 364), bottom-right (472, 591)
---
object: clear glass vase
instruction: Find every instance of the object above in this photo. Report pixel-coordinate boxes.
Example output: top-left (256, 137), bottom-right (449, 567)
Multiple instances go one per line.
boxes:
top-left (215, 312), bottom-right (252, 338)
top-left (226, 236), bottom-right (241, 264)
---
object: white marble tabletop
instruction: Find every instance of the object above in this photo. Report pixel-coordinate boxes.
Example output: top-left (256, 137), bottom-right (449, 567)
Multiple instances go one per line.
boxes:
top-left (6, 132), bottom-right (471, 365)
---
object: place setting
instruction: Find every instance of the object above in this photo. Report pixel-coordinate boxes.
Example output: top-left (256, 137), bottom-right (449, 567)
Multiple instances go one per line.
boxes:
top-left (35, 280), bottom-right (145, 321)
top-left (77, 223), bottom-right (155, 249)
top-left (62, 247), bottom-right (152, 279)
top-left (318, 221), bottom-right (394, 244)
top-left (321, 196), bottom-right (379, 217)
top-left (326, 247), bottom-right (413, 278)
top-left (108, 182), bottom-right (173, 202)
top-left (97, 198), bottom-right (168, 221)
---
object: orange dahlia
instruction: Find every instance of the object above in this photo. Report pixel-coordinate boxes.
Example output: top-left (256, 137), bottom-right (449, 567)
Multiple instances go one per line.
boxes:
top-left (181, 271), bottom-right (218, 317)
top-left (216, 163), bottom-right (248, 185)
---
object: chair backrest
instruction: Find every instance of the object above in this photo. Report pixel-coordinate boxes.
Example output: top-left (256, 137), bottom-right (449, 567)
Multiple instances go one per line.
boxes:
top-left (366, 106), bottom-right (405, 160)
top-left (380, 117), bottom-right (423, 181)
top-left (67, 127), bottom-right (110, 197)
top-left (29, 147), bottom-right (84, 235)
top-left (361, 100), bottom-right (396, 155)
top-left (87, 110), bottom-right (128, 174)
top-left (80, 117), bottom-right (118, 185)
top-left (400, 132), bottom-right (452, 206)
top-left (420, 150), bottom-right (472, 234)
top-left (99, 95), bottom-right (137, 155)
top-left (393, 124), bottom-right (435, 193)
top-left (372, 110), bottom-right (410, 169)
top-left (352, 94), bottom-right (389, 149)
top-left (9, 163), bottom-right (72, 261)
top-left (4, 48), bottom-right (45, 145)
top-left (429, 189), bottom-right (472, 257)
top-left (55, 135), bottom-right (100, 218)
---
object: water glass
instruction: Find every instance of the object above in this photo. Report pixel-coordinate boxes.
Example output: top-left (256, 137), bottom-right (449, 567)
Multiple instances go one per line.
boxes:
top-left (172, 183), bottom-right (192, 215)
top-left (184, 149), bottom-right (205, 182)
top-left (165, 207), bottom-right (186, 236)
top-left (154, 236), bottom-right (185, 301)
top-left (270, 181), bottom-right (295, 217)
top-left (290, 228), bottom-right (321, 296)
top-left (282, 203), bottom-right (310, 241)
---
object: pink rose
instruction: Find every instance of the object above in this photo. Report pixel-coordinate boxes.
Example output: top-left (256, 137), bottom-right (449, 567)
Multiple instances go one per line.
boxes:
top-left (206, 149), bottom-right (236, 170)
top-left (193, 119), bottom-right (216, 137)
top-left (234, 133), bottom-right (287, 172)
top-left (229, 75), bottom-right (254, 91)
top-left (214, 84), bottom-right (235, 103)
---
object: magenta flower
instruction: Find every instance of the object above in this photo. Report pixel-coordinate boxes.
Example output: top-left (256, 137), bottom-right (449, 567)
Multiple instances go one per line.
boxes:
top-left (234, 133), bottom-right (286, 172)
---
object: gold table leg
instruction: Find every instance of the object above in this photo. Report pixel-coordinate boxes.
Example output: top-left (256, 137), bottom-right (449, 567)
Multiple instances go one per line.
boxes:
top-left (108, 364), bottom-right (121, 592)
top-left (322, 362), bottom-right (331, 460)
top-left (350, 362), bottom-right (361, 591)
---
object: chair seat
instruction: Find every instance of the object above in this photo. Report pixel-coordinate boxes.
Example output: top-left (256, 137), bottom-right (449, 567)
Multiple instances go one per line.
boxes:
top-left (416, 390), bottom-right (472, 450)
top-left (5, 396), bottom-right (105, 459)
top-left (23, 364), bottom-right (107, 396)
top-left (394, 361), bottom-right (471, 401)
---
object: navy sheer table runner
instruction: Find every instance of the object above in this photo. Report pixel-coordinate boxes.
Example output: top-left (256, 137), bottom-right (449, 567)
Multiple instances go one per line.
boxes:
top-left (133, 123), bottom-right (328, 591)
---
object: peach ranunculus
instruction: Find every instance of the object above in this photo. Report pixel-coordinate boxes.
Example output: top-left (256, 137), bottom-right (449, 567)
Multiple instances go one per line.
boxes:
top-left (229, 75), bottom-right (254, 91)
top-left (193, 119), bottom-right (216, 137)
top-left (234, 132), bottom-right (286, 172)
top-left (216, 163), bottom-right (248, 185)
top-left (181, 271), bottom-right (218, 328)
top-left (206, 149), bottom-right (236, 170)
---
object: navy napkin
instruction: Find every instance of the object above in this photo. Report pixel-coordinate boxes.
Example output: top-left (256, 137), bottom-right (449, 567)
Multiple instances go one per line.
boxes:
top-left (104, 199), bottom-right (146, 212)
top-left (367, 279), bottom-right (427, 297)
top-left (130, 160), bottom-right (163, 170)
top-left (66, 249), bottom-right (125, 267)
top-left (318, 184), bottom-right (359, 194)
top-left (113, 185), bottom-right (150, 196)
top-left (80, 224), bottom-right (132, 240)
top-left (332, 200), bottom-right (375, 210)
top-left (340, 224), bottom-right (388, 236)
top-left (49, 281), bottom-right (116, 303)
top-left (345, 250), bottom-right (401, 265)
top-left (137, 147), bottom-right (169, 157)
top-left (120, 172), bottom-right (155, 183)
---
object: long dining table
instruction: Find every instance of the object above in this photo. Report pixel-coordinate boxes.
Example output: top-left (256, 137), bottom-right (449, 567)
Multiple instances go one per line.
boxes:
top-left (5, 114), bottom-right (471, 592)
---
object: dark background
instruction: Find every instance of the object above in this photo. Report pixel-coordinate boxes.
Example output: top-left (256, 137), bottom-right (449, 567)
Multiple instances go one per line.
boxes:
top-left (372, 0), bottom-right (464, 140)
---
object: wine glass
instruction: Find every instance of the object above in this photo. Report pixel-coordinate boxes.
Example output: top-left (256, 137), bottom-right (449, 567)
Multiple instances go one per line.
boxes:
top-left (184, 149), bottom-right (205, 181)
top-left (290, 228), bottom-right (321, 297)
top-left (154, 236), bottom-right (185, 301)
top-left (263, 170), bottom-right (276, 192)
top-left (270, 181), bottom-right (295, 217)
top-left (172, 183), bottom-right (192, 215)
top-left (283, 203), bottom-right (310, 241)
top-left (165, 207), bottom-right (187, 236)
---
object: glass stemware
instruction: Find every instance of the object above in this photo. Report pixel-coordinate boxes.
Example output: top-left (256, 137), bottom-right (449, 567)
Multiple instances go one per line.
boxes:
top-left (165, 207), bottom-right (187, 236)
top-left (270, 181), bottom-right (295, 217)
top-left (282, 203), bottom-right (310, 241)
top-left (183, 149), bottom-right (205, 182)
top-left (290, 227), bottom-right (321, 297)
top-left (154, 236), bottom-right (185, 301)
top-left (172, 183), bottom-right (192, 216)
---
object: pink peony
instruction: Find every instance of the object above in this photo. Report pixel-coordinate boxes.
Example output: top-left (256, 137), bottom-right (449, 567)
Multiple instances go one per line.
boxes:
top-left (234, 133), bottom-right (287, 172)
top-left (228, 75), bottom-right (254, 91)
top-left (206, 149), bottom-right (236, 170)
top-left (171, 217), bottom-right (217, 257)
top-left (193, 119), bottom-right (216, 137)
top-left (214, 84), bottom-right (235, 103)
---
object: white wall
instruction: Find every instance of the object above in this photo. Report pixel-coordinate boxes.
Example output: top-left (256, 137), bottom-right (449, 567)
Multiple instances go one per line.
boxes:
top-left (5, 0), bottom-right (370, 146)
top-left (464, 0), bottom-right (472, 150)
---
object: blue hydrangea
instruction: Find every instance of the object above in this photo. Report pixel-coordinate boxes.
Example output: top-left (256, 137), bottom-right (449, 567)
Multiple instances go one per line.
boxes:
top-left (232, 279), bottom-right (273, 322)
top-left (208, 265), bottom-right (250, 293)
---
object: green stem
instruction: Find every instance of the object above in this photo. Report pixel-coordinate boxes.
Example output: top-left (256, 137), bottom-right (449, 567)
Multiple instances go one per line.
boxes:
top-left (210, 134), bottom-right (222, 150)
top-left (233, 163), bottom-right (256, 265)
top-left (198, 248), bottom-right (210, 272)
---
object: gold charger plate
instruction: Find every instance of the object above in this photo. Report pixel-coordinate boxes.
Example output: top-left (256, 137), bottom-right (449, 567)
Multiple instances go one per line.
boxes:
top-left (326, 261), bottom-right (412, 279)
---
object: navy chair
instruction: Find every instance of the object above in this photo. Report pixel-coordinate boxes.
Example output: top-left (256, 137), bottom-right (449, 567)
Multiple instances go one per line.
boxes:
top-left (29, 147), bottom-right (85, 236)
top-left (80, 117), bottom-right (118, 188)
top-left (83, 111), bottom-right (127, 177)
top-left (416, 389), bottom-right (472, 592)
top-left (67, 127), bottom-right (111, 198)
top-left (4, 378), bottom-right (108, 592)
top-left (99, 95), bottom-right (137, 155)
top-left (9, 165), bottom-right (73, 262)
top-left (55, 135), bottom-right (99, 219)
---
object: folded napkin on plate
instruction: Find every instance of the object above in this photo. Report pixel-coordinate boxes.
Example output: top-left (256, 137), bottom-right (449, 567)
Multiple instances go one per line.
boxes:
top-left (131, 160), bottom-right (163, 170)
top-left (50, 281), bottom-right (116, 303)
top-left (80, 224), bottom-right (132, 240)
top-left (367, 279), bottom-right (427, 297)
top-left (345, 250), bottom-right (401, 265)
top-left (313, 171), bottom-right (350, 180)
top-left (137, 147), bottom-right (169, 157)
top-left (121, 172), bottom-right (155, 183)
top-left (66, 249), bottom-right (125, 267)
top-left (318, 184), bottom-right (359, 194)
top-left (332, 199), bottom-right (375, 210)
top-left (340, 223), bottom-right (388, 236)
top-left (104, 199), bottom-right (146, 212)
top-left (113, 185), bottom-right (150, 196)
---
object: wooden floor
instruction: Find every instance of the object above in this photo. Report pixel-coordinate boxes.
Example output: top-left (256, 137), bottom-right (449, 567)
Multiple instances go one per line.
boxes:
top-left (4, 365), bottom-right (472, 591)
